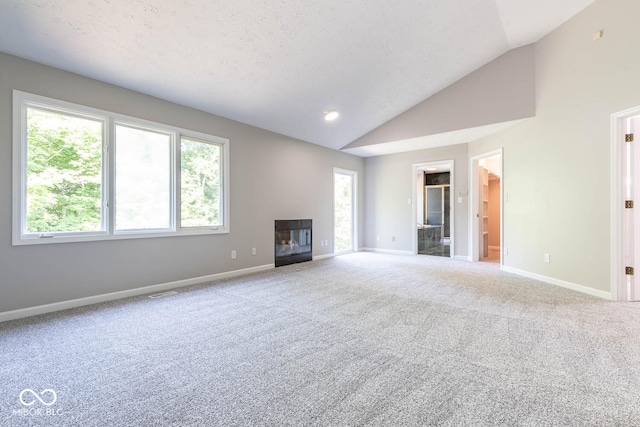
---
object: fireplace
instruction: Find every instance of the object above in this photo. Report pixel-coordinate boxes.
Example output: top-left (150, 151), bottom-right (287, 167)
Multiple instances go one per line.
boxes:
top-left (275, 219), bottom-right (312, 267)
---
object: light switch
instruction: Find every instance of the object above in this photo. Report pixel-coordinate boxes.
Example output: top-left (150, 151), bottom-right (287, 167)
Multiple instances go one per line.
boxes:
top-left (458, 197), bottom-right (462, 204)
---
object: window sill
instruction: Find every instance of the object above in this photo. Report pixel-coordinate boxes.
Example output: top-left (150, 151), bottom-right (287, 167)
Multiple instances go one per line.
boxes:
top-left (12, 227), bottom-right (230, 246)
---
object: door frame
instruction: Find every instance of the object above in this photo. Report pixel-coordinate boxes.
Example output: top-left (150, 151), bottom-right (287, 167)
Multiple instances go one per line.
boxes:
top-left (610, 105), bottom-right (640, 301)
top-left (333, 167), bottom-right (358, 254)
top-left (469, 149), bottom-right (503, 264)
top-left (412, 160), bottom-right (454, 257)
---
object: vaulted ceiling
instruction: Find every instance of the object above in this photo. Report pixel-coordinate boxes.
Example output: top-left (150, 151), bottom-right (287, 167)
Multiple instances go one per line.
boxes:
top-left (0, 0), bottom-right (595, 153)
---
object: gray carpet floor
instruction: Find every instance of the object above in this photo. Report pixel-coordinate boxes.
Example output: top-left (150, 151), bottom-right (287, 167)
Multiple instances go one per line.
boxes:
top-left (1, 252), bottom-right (640, 426)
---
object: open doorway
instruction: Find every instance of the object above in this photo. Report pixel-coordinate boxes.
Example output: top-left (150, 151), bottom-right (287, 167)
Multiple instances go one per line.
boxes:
top-left (412, 160), bottom-right (454, 258)
top-left (470, 150), bottom-right (502, 264)
top-left (483, 168), bottom-right (501, 262)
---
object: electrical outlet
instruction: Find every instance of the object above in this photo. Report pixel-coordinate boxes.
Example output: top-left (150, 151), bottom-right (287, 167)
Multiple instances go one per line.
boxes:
top-left (377, 235), bottom-right (380, 241)
top-left (251, 247), bottom-right (256, 255)
top-left (391, 236), bottom-right (395, 242)
top-left (544, 253), bottom-right (550, 263)
top-left (504, 247), bottom-right (509, 256)
top-left (231, 250), bottom-right (237, 259)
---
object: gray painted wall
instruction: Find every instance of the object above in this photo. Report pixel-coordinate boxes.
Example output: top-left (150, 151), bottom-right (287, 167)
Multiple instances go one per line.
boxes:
top-left (363, 144), bottom-right (469, 257)
top-left (469, 0), bottom-right (640, 292)
top-left (344, 44), bottom-right (535, 150)
top-left (0, 53), bottom-right (364, 313)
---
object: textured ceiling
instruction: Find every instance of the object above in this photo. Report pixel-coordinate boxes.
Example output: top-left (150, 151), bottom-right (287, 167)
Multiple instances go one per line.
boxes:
top-left (0, 0), bottom-right (595, 153)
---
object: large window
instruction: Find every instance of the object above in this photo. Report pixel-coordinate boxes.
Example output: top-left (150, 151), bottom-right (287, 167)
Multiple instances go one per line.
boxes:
top-left (13, 91), bottom-right (229, 245)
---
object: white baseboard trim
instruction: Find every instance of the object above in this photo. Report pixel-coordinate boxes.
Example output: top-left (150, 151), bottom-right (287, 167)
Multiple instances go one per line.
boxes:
top-left (360, 247), bottom-right (414, 256)
top-left (454, 255), bottom-right (472, 262)
top-left (501, 266), bottom-right (613, 300)
top-left (313, 253), bottom-right (334, 260)
top-left (0, 264), bottom-right (275, 323)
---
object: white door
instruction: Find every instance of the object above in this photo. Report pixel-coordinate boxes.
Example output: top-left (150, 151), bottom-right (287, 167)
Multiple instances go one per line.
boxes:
top-left (334, 168), bottom-right (357, 254)
top-left (624, 115), bottom-right (640, 300)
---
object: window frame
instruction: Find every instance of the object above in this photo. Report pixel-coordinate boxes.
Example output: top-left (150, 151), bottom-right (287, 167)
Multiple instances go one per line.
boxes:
top-left (12, 90), bottom-right (230, 246)
top-left (178, 136), bottom-right (225, 230)
top-left (112, 121), bottom-right (176, 235)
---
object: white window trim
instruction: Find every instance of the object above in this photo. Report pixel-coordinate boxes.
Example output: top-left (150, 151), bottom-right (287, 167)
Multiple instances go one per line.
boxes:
top-left (333, 167), bottom-right (358, 254)
top-left (112, 121), bottom-right (176, 235)
top-left (12, 90), bottom-right (230, 246)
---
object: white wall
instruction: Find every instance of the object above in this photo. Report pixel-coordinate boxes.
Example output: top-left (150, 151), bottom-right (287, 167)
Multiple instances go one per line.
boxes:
top-left (363, 144), bottom-right (468, 257)
top-left (469, 0), bottom-right (640, 293)
top-left (0, 53), bottom-right (364, 314)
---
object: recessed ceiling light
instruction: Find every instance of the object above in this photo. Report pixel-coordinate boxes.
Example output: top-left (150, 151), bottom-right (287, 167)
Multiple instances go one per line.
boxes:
top-left (324, 110), bottom-right (339, 121)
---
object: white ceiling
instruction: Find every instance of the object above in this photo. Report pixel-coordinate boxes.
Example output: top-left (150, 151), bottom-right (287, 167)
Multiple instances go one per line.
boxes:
top-left (0, 0), bottom-right (595, 154)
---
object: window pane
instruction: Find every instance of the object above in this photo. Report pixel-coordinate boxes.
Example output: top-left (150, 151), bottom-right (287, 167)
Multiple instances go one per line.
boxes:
top-left (180, 138), bottom-right (221, 227)
top-left (26, 107), bottom-right (103, 233)
top-left (115, 125), bottom-right (171, 230)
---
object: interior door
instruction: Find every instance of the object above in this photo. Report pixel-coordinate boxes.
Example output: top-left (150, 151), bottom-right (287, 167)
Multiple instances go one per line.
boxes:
top-left (426, 187), bottom-right (443, 226)
top-left (625, 115), bottom-right (640, 300)
top-left (443, 186), bottom-right (450, 238)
